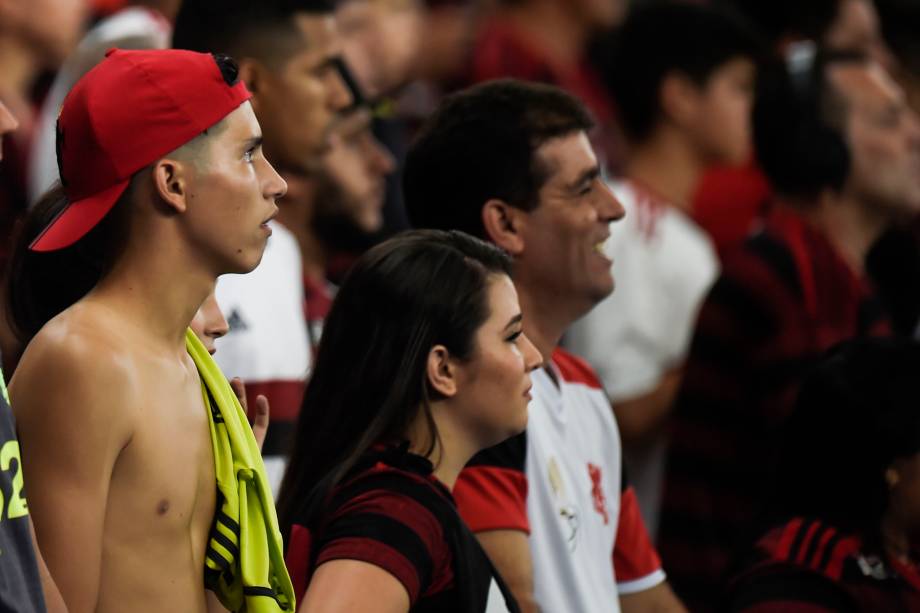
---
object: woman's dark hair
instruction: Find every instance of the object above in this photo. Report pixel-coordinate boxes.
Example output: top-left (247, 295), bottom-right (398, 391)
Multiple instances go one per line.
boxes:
top-left (5, 183), bottom-right (132, 345)
top-left (759, 338), bottom-right (920, 548)
top-left (276, 229), bottom-right (512, 536)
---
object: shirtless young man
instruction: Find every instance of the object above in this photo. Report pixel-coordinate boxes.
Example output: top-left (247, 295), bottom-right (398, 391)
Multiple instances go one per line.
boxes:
top-left (9, 48), bottom-right (287, 613)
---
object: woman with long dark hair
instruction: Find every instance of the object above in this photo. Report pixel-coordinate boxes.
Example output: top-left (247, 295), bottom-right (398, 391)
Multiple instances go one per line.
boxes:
top-left (727, 338), bottom-right (920, 611)
top-left (277, 229), bottom-right (541, 613)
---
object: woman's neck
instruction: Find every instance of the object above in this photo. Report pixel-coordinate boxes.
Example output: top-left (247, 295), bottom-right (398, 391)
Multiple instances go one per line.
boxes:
top-left (407, 402), bottom-right (480, 490)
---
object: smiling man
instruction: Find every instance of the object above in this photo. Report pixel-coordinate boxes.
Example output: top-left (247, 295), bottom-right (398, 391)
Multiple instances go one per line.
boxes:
top-left (9, 49), bottom-right (290, 613)
top-left (405, 79), bottom-right (685, 613)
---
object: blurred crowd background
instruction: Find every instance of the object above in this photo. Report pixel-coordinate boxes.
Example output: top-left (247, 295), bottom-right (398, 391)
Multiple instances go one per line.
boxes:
top-left (3, 0), bottom-right (920, 609)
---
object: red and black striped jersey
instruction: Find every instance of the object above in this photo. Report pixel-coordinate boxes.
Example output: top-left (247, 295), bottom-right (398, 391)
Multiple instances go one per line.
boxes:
top-left (285, 445), bottom-right (520, 613)
top-left (727, 518), bottom-right (920, 612)
top-left (658, 207), bottom-right (891, 611)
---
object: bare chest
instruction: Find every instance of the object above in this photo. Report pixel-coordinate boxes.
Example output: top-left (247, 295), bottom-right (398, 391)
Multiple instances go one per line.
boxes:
top-left (105, 365), bottom-right (216, 545)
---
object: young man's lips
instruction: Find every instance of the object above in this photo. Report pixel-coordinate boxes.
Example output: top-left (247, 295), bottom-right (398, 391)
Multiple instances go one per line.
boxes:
top-left (261, 207), bottom-right (279, 226)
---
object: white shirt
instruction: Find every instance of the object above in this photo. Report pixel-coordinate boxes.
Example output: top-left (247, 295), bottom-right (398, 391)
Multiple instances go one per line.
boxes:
top-left (566, 178), bottom-right (719, 537)
top-left (214, 221), bottom-right (311, 494)
top-left (528, 354), bottom-right (665, 612)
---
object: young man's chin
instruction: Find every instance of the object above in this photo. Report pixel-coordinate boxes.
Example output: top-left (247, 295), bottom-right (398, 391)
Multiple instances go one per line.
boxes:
top-left (229, 247), bottom-right (269, 275)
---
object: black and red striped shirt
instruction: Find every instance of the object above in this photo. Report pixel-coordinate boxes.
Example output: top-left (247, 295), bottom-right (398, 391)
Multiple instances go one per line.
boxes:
top-left (285, 445), bottom-right (520, 613)
top-left (727, 518), bottom-right (920, 612)
top-left (658, 207), bottom-right (891, 611)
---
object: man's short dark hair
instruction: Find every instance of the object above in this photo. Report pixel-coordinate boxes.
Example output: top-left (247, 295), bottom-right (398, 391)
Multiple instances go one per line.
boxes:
top-left (753, 49), bottom-right (867, 200)
top-left (404, 79), bottom-right (594, 239)
top-left (172, 0), bottom-right (334, 69)
top-left (596, 1), bottom-right (760, 143)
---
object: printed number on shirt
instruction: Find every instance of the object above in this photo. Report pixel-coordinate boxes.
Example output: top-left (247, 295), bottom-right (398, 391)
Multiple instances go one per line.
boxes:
top-left (0, 441), bottom-right (28, 521)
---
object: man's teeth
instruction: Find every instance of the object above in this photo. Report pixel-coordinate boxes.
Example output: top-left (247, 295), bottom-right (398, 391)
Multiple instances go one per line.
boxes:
top-left (593, 242), bottom-right (605, 254)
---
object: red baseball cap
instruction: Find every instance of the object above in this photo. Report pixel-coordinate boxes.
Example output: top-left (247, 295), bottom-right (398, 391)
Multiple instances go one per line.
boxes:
top-left (30, 48), bottom-right (252, 252)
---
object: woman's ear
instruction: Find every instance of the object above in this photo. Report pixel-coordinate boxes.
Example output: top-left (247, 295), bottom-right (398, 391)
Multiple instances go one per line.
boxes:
top-left (152, 158), bottom-right (190, 214)
top-left (482, 199), bottom-right (525, 255)
top-left (426, 345), bottom-right (458, 398)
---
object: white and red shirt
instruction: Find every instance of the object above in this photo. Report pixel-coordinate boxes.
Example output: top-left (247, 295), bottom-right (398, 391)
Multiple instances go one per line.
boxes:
top-left (214, 221), bottom-right (311, 493)
top-left (566, 179), bottom-right (719, 537)
top-left (454, 349), bottom-right (664, 612)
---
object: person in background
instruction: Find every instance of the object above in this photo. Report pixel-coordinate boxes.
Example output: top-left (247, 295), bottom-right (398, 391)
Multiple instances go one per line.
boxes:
top-left (0, 0), bottom-right (88, 371)
top-left (865, 0), bottom-right (920, 338)
top-left (278, 229), bottom-right (541, 612)
top-left (658, 49), bottom-right (920, 610)
top-left (405, 79), bottom-right (684, 613)
top-left (334, 0), bottom-right (426, 238)
top-left (727, 338), bottom-right (920, 611)
top-left (172, 0), bottom-right (351, 491)
top-left (696, 0), bottom-right (895, 250)
top-left (567, 1), bottom-right (760, 539)
top-left (336, 0), bottom-right (422, 100)
top-left (280, 104), bottom-right (396, 355)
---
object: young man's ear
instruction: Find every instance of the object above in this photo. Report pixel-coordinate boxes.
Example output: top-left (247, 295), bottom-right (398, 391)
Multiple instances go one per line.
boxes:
top-left (482, 199), bottom-right (526, 255)
top-left (426, 345), bottom-right (458, 398)
top-left (152, 159), bottom-right (190, 214)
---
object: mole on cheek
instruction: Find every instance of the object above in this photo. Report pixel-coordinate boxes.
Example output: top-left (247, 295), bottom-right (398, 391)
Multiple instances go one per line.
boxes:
top-left (156, 499), bottom-right (170, 516)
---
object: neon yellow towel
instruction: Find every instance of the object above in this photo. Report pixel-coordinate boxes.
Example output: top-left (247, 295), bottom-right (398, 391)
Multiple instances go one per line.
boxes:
top-left (186, 329), bottom-right (295, 612)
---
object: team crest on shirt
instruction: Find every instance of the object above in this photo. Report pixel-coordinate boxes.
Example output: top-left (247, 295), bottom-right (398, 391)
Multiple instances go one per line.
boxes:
top-left (548, 456), bottom-right (580, 551)
top-left (587, 463), bottom-right (609, 525)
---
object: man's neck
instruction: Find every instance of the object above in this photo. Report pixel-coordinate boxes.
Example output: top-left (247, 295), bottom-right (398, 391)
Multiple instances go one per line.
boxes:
top-left (625, 129), bottom-right (706, 212)
top-left (504, 0), bottom-right (589, 66)
top-left (275, 208), bottom-right (326, 284)
top-left (514, 278), bottom-right (578, 366)
top-left (802, 190), bottom-right (889, 276)
top-left (275, 175), bottom-right (328, 282)
top-left (89, 234), bottom-right (216, 353)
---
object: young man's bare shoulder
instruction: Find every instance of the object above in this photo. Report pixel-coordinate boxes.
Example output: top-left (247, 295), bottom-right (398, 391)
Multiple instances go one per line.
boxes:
top-left (11, 305), bottom-right (143, 425)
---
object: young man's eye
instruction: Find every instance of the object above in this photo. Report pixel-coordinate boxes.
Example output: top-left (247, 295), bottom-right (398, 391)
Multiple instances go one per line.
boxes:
top-left (506, 330), bottom-right (523, 343)
top-left (244, 148), bottom-right (255, 163)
